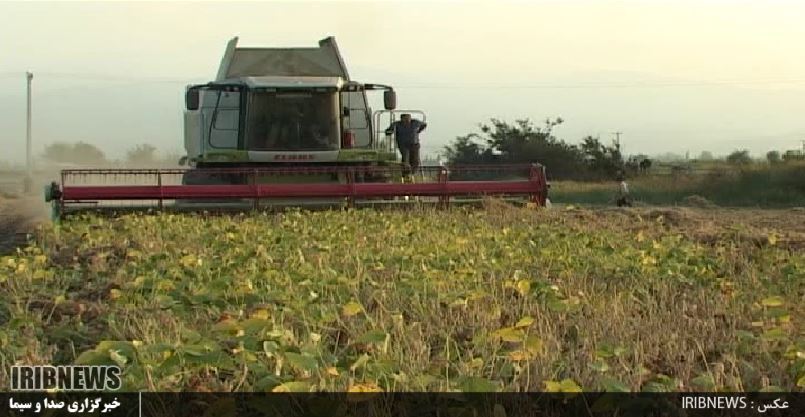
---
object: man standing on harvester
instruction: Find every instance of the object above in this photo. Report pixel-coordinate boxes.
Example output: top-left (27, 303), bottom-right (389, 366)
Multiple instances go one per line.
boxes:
top-left (385, 114), bottom-right (427, 177)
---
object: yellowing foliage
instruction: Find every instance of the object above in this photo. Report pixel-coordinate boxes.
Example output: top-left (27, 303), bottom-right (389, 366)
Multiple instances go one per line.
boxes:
top-left (1, 207), bottom-right (801, 393)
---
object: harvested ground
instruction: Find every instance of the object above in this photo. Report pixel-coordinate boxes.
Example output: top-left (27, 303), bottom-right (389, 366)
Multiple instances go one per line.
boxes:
top-left (556, 204), bottom-right (805, 250)
top-left (682, 195), bottom-right (717, 208)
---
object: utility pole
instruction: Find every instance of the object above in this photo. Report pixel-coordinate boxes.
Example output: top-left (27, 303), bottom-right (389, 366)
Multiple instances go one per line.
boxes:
top-left (24, 71), bottom-right (33, 194)
top-left (611, 131), bottom-right (623, 153)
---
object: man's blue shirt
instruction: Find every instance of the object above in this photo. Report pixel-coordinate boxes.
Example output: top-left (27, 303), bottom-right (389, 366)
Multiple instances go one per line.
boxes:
top-left (386, 120), bottom-right (427, 146)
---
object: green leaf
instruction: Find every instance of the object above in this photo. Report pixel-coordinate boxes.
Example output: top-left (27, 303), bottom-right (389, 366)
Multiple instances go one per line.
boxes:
top-left (241, 318), bottom-right (271, 334)
top-left (284, 352), bottom-right (318, 372)
top-left (413, 374), bottom-right (438, 390)
top-left (155, 294), bottom-right (177, 309)
top-left (641, 382), bottom-right (671, 392)
top-left (514, 316), bottom-right (534, 328)
top-left (263, 341), bottom-right (279, 356)
top-left (761, 296), bottom-right (784, 307)
top-left (600, 377), bottom-right (630, 392)
top-left (690, 373), bottom-right (715, 390)
top-left (765, 307), bottom-right (789, 319)
top-left (547, 299), bottom-right (570, 313)
top-left (641, 374), bottom-right (678, 392)
top-left (595, 343), bottom-right (625, 358)
top-left (109, 350), bottom-right (128, 367)
top-left (544, 378), bottom-right (581, 392)
top-left (493, 327), bottom-right (524, 343)
top-left (524, 335), bottom-right (543, 355)
top-left (158, 352), bottom-right (181, 373)
top-left (182, 343), bottom-right (212, 356)
top-left (96, 341), bottom-right (136, 359)
top-left (458, 376), bottom-right (498, 392)
top-left (74, 350), bottom-right (115, 366)
top-left (253, 375), bottom-right (281, 392)
top-left (272, 381), bottom-right (310, 392)
top-left (761, 327), bottom-right (788, 342)
top-left (341, 301), bottom-right (363, 317)
top-left (515, 279), bottom-right (531, 296)
top-left (544, 380), bottom-right (562, 392)
top-left (141, 343), bottom-right (174, 355)
top-left (183, 351), bottom-right (236, 370)
top-left (559, 378), bottom-right (582, 392)
top-left (212, 320), bottom-right (240, 333)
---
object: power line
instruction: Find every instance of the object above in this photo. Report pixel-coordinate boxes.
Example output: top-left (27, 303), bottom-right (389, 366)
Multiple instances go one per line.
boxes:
top-left (395, 78), bottom-right (805, 89)
top-left (6, 71), bottom-right (805, 89)
top-left (34, 71), bottom-right (204, 83)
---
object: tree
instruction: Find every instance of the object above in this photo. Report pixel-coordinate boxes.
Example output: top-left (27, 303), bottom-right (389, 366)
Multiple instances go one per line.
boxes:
top-left (42, 141), bottom-right (106, 165)
top-left (726, 149), bottom-right (752, 165)
top-left (443, 118), bottom-right (640, 180)
top-left (579, 136), bottom-right (624, 178)
top-left (766, 150), bottom-right (781, 164)
top-left (783, 150), bottom-right (805, 162)
top-left (443, 134), bottom-right (492, 164)
top-left (42, 143), bottom-right (72, 162)
top-left (126, 144), bottom-right (158, 166)
top-left (445, 118), bottom-right (594, 179)
top-left (639, 158), bottom-right (652, 172)
top-left (698, 151), bottom-right (714, 161)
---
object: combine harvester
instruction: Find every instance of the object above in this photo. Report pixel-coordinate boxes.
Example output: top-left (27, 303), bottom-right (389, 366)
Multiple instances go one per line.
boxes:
top-left (44, 37), bottom-right (548, 218)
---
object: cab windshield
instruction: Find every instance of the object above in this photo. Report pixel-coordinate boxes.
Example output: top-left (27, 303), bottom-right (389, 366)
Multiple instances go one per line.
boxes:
top-left (245, 91), bottom-right (340, 151)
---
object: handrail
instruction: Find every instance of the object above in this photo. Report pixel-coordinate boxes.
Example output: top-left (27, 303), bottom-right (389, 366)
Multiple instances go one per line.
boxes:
top-left (60, 163), bottom-right (541, 176)
top-left (372, 109), bottom-right (427, 154)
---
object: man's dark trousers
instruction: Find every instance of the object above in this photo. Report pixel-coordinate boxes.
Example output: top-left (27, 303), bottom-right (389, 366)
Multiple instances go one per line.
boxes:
top-left (398, 143), bottom-right (420, 176)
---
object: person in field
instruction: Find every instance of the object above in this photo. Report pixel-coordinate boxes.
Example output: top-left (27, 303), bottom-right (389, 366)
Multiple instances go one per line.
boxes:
top-left (616, 174), bottom-right (632, 207)
top-left (385, 113), bottom-right (427, 176)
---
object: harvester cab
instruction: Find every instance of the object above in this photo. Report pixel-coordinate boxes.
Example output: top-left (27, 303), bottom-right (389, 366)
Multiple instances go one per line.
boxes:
top-left (180, 37), bottom-right (406, 171)
top-left (44, 37), bottom-right (548, 218)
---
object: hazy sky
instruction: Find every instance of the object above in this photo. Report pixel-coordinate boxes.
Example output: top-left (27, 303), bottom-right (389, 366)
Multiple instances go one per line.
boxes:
top-left (2, 0), bottom-right (805, 163)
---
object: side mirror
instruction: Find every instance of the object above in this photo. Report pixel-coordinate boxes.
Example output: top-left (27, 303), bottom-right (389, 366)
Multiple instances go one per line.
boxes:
top-left (383, 90), bottom-right (397, 110)
top-left (186, 88), bottom-right (200, 111)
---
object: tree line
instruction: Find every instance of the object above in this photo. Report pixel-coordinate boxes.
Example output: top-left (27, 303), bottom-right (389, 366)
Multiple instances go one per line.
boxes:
top-left (442, 118), bottom-right (636, 181)
top-left (442, 118), bottom-right (804, 180)
top-left (41, 142), bottom-right (179, 167)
